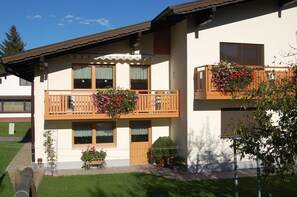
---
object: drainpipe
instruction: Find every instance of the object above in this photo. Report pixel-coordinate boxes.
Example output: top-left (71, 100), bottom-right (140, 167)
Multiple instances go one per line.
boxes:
top-left (31, 80), bottom-right (35, 162)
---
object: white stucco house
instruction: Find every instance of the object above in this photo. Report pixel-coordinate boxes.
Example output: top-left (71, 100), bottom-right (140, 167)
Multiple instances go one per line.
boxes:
top-left (1, 0), bottom-right (296, 170)
top-left (0, 73), bottom-right (31, 122)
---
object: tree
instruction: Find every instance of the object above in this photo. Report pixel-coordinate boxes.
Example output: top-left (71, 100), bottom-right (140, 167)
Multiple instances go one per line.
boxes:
top-left (233, 60), bottom-right (297, 177)
top-left (0, 25), bottom-right (26, 73)
top-left (0, 25), bottom-right (26, 56)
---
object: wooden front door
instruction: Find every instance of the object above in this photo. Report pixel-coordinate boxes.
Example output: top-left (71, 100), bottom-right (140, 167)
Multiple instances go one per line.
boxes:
top-left (130, 121), bottom-right (151, 164)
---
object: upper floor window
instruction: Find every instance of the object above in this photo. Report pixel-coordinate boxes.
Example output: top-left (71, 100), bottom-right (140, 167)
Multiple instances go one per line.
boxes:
top-left (73, 64), bottom-right (114, 89)
top-left (73, 66), bottom-right (91, 89)
top-left (130, 65), bottom-right (150, 90)
top-left (19, 78), bottom-right (31, 86)
top-left (220, 42), bottom-right (264, 66)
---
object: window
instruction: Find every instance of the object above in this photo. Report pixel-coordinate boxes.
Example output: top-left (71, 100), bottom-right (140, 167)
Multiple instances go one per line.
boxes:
top-left (19, 78), bottom-right (31, 86)
top-left (73, 66), bottom-right (92, 89)
top-left (0, 99), bottom-right (31, 113)
top-left (220, 42), bottom-right (264, 65)
top-left (221, 108), bottom-right (255, 138)
top-left (73, 64), bottom-right (114, 89)
top-left (130, 66), bottom-right (150, 90)
top-left (96, 66), bottom-right (113, 89)
top-left (73, 122), bottom-right (116, 146)
top-left (130, 121), bottom-right (150, 142)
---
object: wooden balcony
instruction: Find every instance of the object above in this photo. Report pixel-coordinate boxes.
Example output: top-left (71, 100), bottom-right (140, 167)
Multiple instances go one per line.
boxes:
top-left (194, 65), bottom-right (294, 100)
top-left (44, 90), bottom-right (179, 120)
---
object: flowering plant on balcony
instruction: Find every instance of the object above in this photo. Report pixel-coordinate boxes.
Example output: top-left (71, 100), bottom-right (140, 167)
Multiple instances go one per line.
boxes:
top-left (92, 87), bottom-right (139, 119)
top-left (211, 61), bottom-right (255, 93)
top-left (81, 145), bottom-right (107, 161)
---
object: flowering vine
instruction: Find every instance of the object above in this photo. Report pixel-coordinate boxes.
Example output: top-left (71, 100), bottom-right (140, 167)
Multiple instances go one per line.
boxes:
top-left (92, 87), bottom-right (138, 119)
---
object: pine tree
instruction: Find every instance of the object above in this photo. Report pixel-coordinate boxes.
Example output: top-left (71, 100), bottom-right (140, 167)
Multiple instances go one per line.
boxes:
top-left (0, 25), bottom-right (26, 56)
top-left (0, 25), bottom-right (26, 73)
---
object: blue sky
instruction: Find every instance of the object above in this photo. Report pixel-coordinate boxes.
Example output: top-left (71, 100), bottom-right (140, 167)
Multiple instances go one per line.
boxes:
top-left (0, 0), bottom-right (191, 50)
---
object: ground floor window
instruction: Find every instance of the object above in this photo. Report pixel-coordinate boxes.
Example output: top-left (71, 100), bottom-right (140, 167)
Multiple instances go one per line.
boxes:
top-left (0, 98), bottom-right (31, 113)
top-left (73, 122), bottom-right (116, 146)
top-left (221, 108), bottom-right (255, 138)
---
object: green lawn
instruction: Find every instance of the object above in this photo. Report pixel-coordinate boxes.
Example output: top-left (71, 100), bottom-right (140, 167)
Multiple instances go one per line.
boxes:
top-left (38, 173), bottom-right (297, 197)
top-left (0, 122), bottom-right (31, 137)
top-left (0, 141), bottom-right (25, 196)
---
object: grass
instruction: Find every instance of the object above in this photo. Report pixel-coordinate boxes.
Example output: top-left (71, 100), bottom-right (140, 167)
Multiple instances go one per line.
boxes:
top-left (0, 122), bottom-right (31, 137)
top-left (0, 141), bottom-right (25, 196)
top-left (38, 173), bottom-right (297, 197)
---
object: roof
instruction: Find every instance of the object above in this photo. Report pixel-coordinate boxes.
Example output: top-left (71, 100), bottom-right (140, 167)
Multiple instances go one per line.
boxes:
top-left (3, 0), bottom-right (292, 81)
top-left (153, 0), bottom-right (252, 22)
top-left (1, 21), bottom-right (151, 65)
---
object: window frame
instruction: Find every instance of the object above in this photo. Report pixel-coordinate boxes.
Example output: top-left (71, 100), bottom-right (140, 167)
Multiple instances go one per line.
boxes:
top-left (129, 65), bottom-right (151, 90)
top-left (0, 98), bottom-right (31, 113)
top-left (72, 64), bottom-right (115, 90)
top-left (72, 121), bottom-right (116, 147)
top-left (220, 42), bottom-right (264, 66)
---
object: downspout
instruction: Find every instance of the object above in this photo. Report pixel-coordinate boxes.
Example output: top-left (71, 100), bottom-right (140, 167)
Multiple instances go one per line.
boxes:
top-left (31, 80), bottom-right (35, 162)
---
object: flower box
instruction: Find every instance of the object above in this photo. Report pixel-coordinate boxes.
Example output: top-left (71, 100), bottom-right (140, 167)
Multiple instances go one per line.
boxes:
top-left (81, 145), bottom-right (107, 170)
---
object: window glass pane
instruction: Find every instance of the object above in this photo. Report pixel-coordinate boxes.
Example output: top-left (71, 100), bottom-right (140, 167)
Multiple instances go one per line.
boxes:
top-left (3, 101), bottom-right (24, 112)
top-left (131, 66), bottom-right (148, 90)
top-left (131, 122), bottom-right (148, 142)
top-left (243, 45), bottom-right (259, 65)
top-left (25, 101), bottom-right (31, 112)
top-left (96, 66), bottom-right (113, 89)
top-left (74, 66), bottom-right (91, 89)
top-left (96, 122), bottom-right (114, 143)
top-left (220, 44), bottom-right (239, 63)
top-left (19, 78), bottom-right (31, 86)
top-left (0, 101), bottom-right (2, 111)
top-left (221, 108), bottom-right (256, 138)
top-left (74, 124), bottom-right (92, 144)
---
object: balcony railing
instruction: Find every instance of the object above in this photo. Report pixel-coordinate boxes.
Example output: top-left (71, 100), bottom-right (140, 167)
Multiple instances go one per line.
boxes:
top-left (44, 90), bottom-right (179, 120)
top-left (194, 65), bottom-right (294, 100)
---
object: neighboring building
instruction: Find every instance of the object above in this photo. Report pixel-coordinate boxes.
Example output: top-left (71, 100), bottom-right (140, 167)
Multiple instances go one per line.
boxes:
top-left (0, 73), bottom-right (31, 122)
top-left (1, 0), bottom-right (296, 170)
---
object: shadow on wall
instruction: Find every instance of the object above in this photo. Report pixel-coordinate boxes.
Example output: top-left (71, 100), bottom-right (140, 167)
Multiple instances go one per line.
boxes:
top-left (187, 116), bottom-right (233, 173)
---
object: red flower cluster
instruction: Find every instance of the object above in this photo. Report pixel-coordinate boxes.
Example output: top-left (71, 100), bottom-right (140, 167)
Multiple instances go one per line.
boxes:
top-left (92, 87), bottom-right (139, 119)
top-left (212, 61), bottom-right (254, 93)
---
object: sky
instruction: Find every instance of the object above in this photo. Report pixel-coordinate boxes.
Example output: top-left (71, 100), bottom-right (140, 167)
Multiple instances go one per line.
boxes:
top-left (0, 0), bottom-right (191, 50)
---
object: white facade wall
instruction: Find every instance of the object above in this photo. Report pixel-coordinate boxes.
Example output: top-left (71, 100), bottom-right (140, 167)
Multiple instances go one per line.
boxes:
top-left (34, 34), bottom-right (172, 169)
top-left (183, 0), bottom-right (297, 170)
top-left (0, 74), bottom-right (31, 119)
top-left (0, 75), bottom-right (31, 96)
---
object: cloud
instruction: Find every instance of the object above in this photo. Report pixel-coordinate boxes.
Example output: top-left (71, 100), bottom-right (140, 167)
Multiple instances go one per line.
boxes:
top-left (28, 14), bottom-right (42, 19)
top-left (59, 15), bottom-right (111, 28)
top-left (65, 15), bottom-right (74, 19)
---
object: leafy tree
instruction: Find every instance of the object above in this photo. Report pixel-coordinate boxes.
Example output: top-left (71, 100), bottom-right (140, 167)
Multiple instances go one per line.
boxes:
top-left (233, 60), bottom-right (297, 177)
top-left (0, 25), bottom-right (26, 73)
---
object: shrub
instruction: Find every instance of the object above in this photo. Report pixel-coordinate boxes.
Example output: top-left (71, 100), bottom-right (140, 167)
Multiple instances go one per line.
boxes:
top-left (152, 136), bottom-right (175, 163)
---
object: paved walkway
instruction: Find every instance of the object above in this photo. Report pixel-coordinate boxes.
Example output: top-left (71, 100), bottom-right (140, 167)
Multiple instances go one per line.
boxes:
top-left (4, 140), bottom-right (258, 181)
top-left (57, 165), bottom-right (257, 180)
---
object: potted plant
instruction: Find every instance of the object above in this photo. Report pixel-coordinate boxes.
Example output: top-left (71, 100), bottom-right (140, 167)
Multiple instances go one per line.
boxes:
top-left (211, 61), bottom-right (255, 94)
top-left (81, 145), bottom-right (107, 169)
top-left (152, 136), bottom-right (175, 166)
top-left (92, 87), bottom-right (139, 119)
